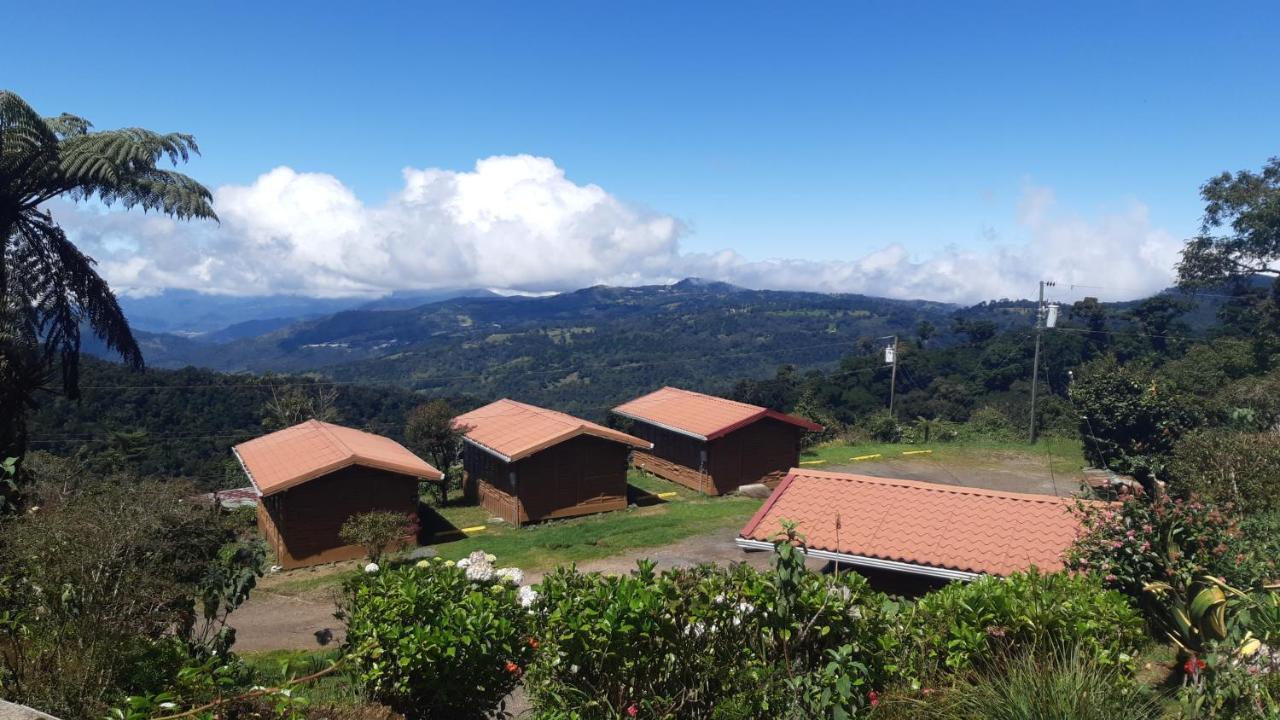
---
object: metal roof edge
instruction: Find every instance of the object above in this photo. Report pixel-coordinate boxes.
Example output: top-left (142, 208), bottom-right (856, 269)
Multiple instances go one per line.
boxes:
top-left (463, 436), bottom-right (514, 464)
top-left (610, 408), bottom-right (708, 441)
top-left (231, 447), bottom-right (264, 497)
top-left (735, 538), bottom-right (981, 582)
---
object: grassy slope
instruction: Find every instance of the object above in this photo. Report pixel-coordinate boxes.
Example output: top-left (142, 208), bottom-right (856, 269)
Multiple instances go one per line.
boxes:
top-left (800, 436), bottom-right (1085, 477)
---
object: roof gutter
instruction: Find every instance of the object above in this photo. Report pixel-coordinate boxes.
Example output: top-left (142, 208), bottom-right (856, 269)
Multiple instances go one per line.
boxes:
top-left (611, 409), bottom-right (707, 441)
top-left (463, 437), bottom-right (514, 464)
top-left (734, 538), bottom-right (981, 582)
top-left (231, 448), bottom-right (265, 497)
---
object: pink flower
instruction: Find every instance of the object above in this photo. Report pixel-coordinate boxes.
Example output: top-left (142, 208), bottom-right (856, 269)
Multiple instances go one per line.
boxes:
top-left (868, 690), bottom-right (879, 707)
top-left (626, 703), bottom-right (638, 717)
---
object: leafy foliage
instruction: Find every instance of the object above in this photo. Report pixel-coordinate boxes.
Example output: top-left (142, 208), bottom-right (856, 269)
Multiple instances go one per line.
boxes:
top-left (1168, 430), bottom-right (1280, 512)
top-left (1067, 496), bottom-right (1276, 608)
top-left (1177, 157), bottom-right (1280, 288)
top-left (527, 535), bottom-right (901, 719)
top-left (339, 511), bottom-right (419, 563)
top-left (404, 399), bottom-right (467, 505)
top-left (1071, 357), bottom-right (1199, 487)
top-left (903, 570), bottom-right (1144, 677)
top-left (0, 455), bottom-right (259, 718)
top-left (340, 555), bottom-right (534, 720)
top-left (0, 90), bottom-right (214, 472)
top-left (902, 645), bottom-right (1163, 720)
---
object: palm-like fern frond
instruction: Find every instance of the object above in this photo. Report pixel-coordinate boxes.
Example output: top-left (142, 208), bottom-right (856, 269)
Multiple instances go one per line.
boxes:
top-left (0, 89), bottom-right (213, 464)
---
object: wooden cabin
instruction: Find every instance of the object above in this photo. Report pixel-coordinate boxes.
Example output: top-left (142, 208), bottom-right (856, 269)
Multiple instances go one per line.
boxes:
top-left (233, 420), bottom-right (442, 569)
top-left (454, 399), bottom-right (651, 526)
top-left (612, 387), bottom-right (822, 495)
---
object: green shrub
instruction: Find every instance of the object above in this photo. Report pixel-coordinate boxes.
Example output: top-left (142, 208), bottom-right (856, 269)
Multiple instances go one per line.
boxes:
top-left (339, 511), bottom-right (419, 563)
top-left (526, 544), bottom-right (903, 719)
top-left (961, 406), bottom-right (1016, 440)
top-left (865, 412), bottom-right (903, 442)
top-left (904, 570), bottom-right (1144, 677)
top-left (914, 644), bottom-right (1163, 720)
top-left (1168, 430), bottom-right (1280, 513)
top-left (340, 552), bottom-right (533, 720)
top-left (0, 466), bottom-right (259, 719)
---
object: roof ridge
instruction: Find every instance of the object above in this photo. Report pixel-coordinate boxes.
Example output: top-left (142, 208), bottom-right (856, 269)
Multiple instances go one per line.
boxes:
top-left (310, 420), bottom-right (357, 461)
top-left (792, 468), bottom-right (1077, 505)
top-left (661, 386), bottom-right (762, 411)
top-left (503, 399), bottom-right (583, 429)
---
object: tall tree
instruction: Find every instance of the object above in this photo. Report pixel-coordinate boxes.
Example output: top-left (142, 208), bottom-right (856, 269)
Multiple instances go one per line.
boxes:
top-left (1177, 157), bottom-right (1280, 287)
top-left (405, 399), bottom-right (469, 505)
top-left (0, 90), bottom-right (215, 476)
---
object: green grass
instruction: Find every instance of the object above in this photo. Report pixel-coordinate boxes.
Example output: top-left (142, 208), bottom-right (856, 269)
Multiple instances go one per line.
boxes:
top-left (800, 435), bottom-right (1085, 477)
top-left (239, 648), bottom-right (362, 705)
top-left (432, 492), bottom-right (759, 570)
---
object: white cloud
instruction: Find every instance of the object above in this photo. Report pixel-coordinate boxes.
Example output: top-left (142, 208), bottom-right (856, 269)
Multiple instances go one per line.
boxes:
top-left (54, 155), bottom-right (1181, 304)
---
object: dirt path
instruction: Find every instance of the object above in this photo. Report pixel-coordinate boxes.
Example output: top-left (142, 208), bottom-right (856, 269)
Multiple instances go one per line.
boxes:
top-left (231, 526), bottom-right (816, 653)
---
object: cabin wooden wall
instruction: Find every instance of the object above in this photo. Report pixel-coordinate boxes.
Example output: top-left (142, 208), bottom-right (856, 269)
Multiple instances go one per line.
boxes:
top-left (629, 417), bottom-right (802, 495)
top-left (627, 422), bottom-right (713, 493)
top-left (707, 417), bottom-right (803, 493)
top-left (463, 436), bottom-right (629, 525)
top-left (256, 465), bottom-right (420, 569)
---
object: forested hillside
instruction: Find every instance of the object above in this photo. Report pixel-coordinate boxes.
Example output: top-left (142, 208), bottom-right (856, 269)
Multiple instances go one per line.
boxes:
top-left (37, 277), bottom-right (1263, 489)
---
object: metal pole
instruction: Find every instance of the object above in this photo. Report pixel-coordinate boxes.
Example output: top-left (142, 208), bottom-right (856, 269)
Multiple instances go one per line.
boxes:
top-left (1029, 281), bottom-right (1044, 443)
top-left (888, 336), bottom-right (899, 418)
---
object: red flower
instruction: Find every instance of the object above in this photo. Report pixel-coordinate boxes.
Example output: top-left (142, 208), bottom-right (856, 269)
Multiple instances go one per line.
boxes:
top-left (1184, 657), bottom-right (1206, 676)
top-left (868, 690), bottom-right (879, 707)
top-left (626, 703), bottom-right (638, 717)
top-left (505, 661), bottom-right (522, 676)
top-left (528, 637), bottom-right (540, 649)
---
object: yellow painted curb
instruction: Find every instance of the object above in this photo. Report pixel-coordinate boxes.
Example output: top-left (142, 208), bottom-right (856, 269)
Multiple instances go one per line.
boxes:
top-left (460, 525), bottom-right (487, 534)
top-left (850, 453), bottom-right (882, 461)
top-left (656, 491), bottom-right (679, 499)
top-left (799, 460), bottom-right (827, 465)
top-left (901, 450), bottom-right (933, 456)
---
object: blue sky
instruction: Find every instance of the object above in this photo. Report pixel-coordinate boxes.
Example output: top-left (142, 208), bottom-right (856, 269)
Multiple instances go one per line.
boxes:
top-left (6, 2), bottom-right (1278, 301)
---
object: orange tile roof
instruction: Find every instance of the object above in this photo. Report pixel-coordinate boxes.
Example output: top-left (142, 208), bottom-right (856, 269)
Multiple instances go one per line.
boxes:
top-left (454, 399), bottom-right (651, 462)
top-left (739, 469), bottom-right (1088, 577)
top-left (233, 420), bottom-right (442, 496)
top-left (612, 386), bottom-right (823, 440)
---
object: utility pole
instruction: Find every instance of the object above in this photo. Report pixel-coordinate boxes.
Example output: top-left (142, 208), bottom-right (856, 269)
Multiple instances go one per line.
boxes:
top-left (1028, 280), bottom-right (1056, 443)
top-left (882, 335), bottom-right (899, 418)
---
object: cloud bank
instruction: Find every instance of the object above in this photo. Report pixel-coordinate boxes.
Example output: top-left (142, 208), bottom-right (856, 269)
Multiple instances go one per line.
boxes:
top-left (56, 154), bottom-right (1182, 304)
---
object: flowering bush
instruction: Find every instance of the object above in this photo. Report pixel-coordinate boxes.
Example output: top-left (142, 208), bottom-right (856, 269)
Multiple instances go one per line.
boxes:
top-left (1066, 496), bottom-right (1275, 604)
top-left (904, 569), bottom-right (1145, 676)
top-left (525, 549), bottom-right (903, 719)
top-left (340, 552), bottom-right (533, 719)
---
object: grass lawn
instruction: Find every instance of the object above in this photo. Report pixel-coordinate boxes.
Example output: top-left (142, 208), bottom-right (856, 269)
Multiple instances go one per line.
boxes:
top-left (800, 435), bottom-right (1085, 477)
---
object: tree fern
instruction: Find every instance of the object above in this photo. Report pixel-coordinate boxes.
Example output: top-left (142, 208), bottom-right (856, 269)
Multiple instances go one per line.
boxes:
top-left (0, 89), bottom-right (214, 476)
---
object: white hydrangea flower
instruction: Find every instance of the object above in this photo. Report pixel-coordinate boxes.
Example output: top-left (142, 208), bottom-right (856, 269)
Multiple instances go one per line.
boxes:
top-left (518, 585), bottom-right (539, 608)
top-left (456, 558), bottom-right (471, 569)
top-left (415, 560), bottom-right (431, 569)
top-left (444, 560), bottom-right (456, 567)
top-left (364, 562), bottom-right (380, 574)
top-left (466, 563), bottom-right (495, 582)
top-left (485, 553), bottom-right (497, 563)
top-left (496, 567), bottom-right (524, 585)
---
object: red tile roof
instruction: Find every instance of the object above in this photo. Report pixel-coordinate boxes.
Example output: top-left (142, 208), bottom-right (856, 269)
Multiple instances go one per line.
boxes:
top-left (233, 420), bottom-right (443, 496)
top-left (612, 386), bottom-right (823, 440)
top-left (454, 399), bottom-right (651, 462)
top-left (739, 469), bottom-right (1088, 577)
